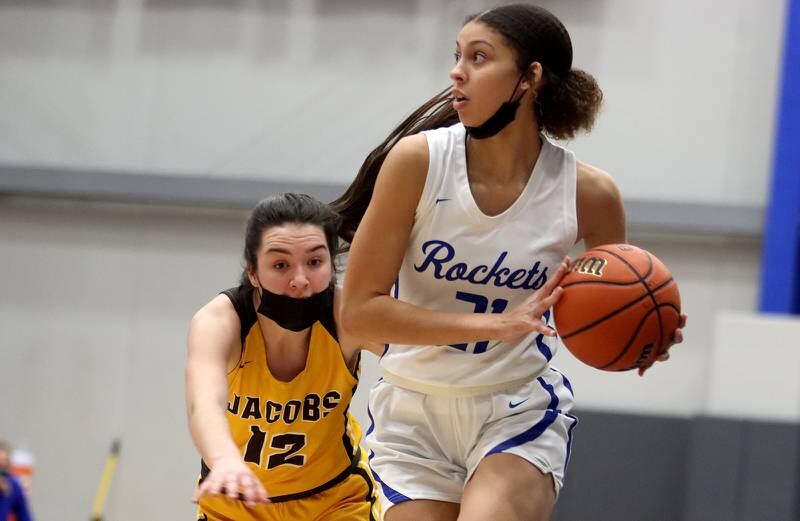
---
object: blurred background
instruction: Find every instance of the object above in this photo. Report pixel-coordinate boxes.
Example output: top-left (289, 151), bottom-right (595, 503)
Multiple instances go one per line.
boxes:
top-left (0, 0), bottom-right (797, 520)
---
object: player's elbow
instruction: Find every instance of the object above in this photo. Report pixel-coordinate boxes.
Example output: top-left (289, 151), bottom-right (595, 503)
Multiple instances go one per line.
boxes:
top-left (340, 293), bottom-right (373, 339)
top-left (340, 302), bottom-right (363, 338)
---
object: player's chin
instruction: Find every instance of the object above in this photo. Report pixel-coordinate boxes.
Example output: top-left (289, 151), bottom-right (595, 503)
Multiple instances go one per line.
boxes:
top-left (457, 111), bottom-right (486, 127)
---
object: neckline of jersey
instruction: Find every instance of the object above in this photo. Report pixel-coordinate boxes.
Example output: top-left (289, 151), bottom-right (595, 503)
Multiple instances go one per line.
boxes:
top-left (455, 124), bottom-right (551, 222)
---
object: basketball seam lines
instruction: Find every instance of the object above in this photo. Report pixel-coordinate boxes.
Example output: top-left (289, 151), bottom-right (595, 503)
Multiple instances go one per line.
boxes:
top-left (593, 249), bottom-right (665, 369)
top-left (598, 302), bottom-right (678, 370)
top-left (594, 247), bottom-right (655, 279)
top-left (559, 277), bottom-right (673, 340)
top-left (561, 279), bottom-right (642, 288)
top-left (598, 305), bottom-right (660, 370)
top-left (562, 246), bottom-right (654, 289)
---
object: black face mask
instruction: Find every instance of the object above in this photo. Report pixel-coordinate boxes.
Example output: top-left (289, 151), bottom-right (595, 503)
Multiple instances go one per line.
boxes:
top-left (256, 285), bottom-right (334, 332)
top-left (464, 74), bottom-right (526, 140)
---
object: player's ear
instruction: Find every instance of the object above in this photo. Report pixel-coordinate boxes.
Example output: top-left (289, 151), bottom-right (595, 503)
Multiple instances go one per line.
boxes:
top-left (246, 265), bottom-right (259, 288)
top-left (523, 62), bottom-right (544, 92)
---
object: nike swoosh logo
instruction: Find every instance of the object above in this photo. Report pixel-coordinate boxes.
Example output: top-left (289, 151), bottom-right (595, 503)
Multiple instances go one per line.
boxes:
top-left (509, 398), bottom-right (529, 409)
top-left (239, 360), bottom-right (253, 368)
top-left (435, 197), bottom-right (452, 204)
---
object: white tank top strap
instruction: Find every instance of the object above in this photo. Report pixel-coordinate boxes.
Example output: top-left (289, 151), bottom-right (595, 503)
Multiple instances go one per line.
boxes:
top-left (417, 125), bottom-right (462, 222)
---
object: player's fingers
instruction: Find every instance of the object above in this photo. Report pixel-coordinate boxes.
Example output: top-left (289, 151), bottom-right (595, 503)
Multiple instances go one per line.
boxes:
top-left (193, 480), bottom-right (209, 500)
top-left (524, 259), bottom-right (568, 306)
top-left (639, 349), bottom-right (670, 376)
top-left (679, 313), bottom-right (688, 329)
top-left (533, 322), bottom-right (558, 337)
top-left (672, 328), bottom-right (683, 345)
top-left (256, 481), bottom-right (270, 503)
top-left (239, 473), bottom-right (265, 506)
top-left (542, 258), bottom-right (570, 292)
top-left (199, 477), bottom-right (219, 497)
top-left (195, 484), bottom-right (217, 503)
top-left (217, 478), bottom-right (235, 500)
top-left (238, 473), bottom-right (255, 496)
top-left (537, 286), bottom-right (563, 312)
top-left (237, 475), bottom-right (254, 507)
top-left (527, 287), bottom-right (562, 322)
top-left (211, 474), bottom-right (230, 497)
top-left (238, 472), bottom-right (269, 504)
top-left (225, 475), bottom-right (240, 499)
top-left (638, 361), bottom-right (655, 377)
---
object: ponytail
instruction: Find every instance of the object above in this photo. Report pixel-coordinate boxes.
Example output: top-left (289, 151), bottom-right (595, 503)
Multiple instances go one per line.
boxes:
top-left (536, 68), bottom-right (603, 141)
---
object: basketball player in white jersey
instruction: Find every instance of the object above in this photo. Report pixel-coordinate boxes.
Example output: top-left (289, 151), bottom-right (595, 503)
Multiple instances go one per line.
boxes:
top-left (332, 4), bottom-right (686, 521)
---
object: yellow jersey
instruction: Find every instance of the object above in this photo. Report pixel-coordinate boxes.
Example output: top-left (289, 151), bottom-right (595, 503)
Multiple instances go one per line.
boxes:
top-left (199, 285), bottom-right (367, 502)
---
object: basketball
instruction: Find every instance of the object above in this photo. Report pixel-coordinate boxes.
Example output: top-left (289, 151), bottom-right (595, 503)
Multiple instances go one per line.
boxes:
top-left (553, 244), bottom-right (681, 371)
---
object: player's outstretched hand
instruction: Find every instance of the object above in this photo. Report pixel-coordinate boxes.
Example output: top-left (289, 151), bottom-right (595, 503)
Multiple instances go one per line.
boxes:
top-left (192, 457), bottom-right (269, 508)
top-left (638, 313), bottom-right (687, 376)
top-left (492, 257), bottom-right (570, 343)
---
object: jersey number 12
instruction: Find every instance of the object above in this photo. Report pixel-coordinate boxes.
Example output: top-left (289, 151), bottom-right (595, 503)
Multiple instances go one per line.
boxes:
top-left (244, 426), bottom-right (306, 469)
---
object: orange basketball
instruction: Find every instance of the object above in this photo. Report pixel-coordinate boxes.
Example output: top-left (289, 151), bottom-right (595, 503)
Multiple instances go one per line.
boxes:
top-left (553, 244), bottom-right (681, 371)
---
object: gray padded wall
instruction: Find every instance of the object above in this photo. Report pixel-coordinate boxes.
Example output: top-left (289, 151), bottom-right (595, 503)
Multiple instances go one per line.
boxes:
top-left (552, 412), bottom-right (800, 521)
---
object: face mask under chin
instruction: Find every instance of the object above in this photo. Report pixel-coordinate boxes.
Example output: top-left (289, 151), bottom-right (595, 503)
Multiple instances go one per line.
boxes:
top-left (464, 74), bottom-right (527, 140)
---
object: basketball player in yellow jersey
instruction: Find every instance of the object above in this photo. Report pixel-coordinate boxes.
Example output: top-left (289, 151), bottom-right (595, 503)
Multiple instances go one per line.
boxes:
top-left (186, 193), bottom-right (382, 521)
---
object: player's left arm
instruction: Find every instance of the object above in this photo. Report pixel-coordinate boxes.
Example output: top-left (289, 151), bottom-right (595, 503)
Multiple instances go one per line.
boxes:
top-left (575, 161), bottom-right (686, 374)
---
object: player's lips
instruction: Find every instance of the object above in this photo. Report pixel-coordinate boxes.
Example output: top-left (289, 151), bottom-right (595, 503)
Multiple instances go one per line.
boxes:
top-left (452, 89), bottom-right (469, 109)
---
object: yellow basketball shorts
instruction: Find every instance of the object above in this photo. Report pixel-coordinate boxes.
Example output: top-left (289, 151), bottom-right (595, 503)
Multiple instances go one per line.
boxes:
top-left (196, 458), bottom-right (380, 521)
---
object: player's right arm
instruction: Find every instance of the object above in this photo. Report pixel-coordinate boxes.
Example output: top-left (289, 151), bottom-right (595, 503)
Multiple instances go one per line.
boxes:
top-left (186, 295), bottom-right (269, 506)
top-left (342, 134), bottom-right (566, 345)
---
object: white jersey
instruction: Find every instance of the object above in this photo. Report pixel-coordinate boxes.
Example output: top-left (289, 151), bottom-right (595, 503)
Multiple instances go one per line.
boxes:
top-left (380, 123), bottom-right (578, 394)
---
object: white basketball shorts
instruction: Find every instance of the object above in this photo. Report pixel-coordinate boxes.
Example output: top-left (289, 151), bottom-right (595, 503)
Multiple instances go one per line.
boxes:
top-left (365, 368), bottom-right (578, 512)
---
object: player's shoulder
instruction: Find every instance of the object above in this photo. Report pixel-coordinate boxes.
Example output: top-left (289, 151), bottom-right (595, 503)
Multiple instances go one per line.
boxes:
top-left (577, 160), bottom-right (615, 189)
top-left (376, 133), bottom-right (430, 195)
top-left (576, 161), bottom-right (626, 245)
top-left (387, 133), bottom-right (429, 168)
top-left (187, 292), bottom-right (243, 359)
top-left (383, 123), bottom-right (466, 179)
top-left (192, 293), bottom-right (240, 330)
top-left (576, 161), bottom-right (621, 204)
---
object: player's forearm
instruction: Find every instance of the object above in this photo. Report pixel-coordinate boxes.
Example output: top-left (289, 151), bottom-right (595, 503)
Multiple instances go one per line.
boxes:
top-left (187, 400), bottom-right (241, 465)
top-left (342, 293), bottom-right (497, 345)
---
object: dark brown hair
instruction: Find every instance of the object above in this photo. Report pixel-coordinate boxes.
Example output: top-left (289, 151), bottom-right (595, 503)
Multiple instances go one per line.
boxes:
top-left (331, 3), bottom-right (602, 242)
top-left (241, 193), bottom-right (342, 286)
